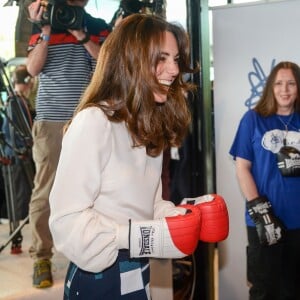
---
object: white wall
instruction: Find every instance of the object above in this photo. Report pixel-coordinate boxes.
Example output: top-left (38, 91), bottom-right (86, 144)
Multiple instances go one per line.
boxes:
top-left (212, 1), bottom-right (300, 299)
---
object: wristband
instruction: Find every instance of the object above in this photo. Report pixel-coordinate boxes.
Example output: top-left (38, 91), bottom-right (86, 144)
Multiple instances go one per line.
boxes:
top-left (41, 33), bottom-right (50, 41)
top-left (36, 33), bottom-right (50, 45)
top-left (77, 33), bottom-right (90, 45)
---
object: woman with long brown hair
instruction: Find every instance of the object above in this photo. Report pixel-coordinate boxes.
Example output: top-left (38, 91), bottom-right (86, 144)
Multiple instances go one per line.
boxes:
top-left (49, 14), bottom-right (200, 299)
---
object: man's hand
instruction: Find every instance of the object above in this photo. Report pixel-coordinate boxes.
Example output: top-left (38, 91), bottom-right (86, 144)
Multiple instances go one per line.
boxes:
top-left (68, 29), bottom-right (88, 42)
top-left (28, 0), bottom-right (44, 22)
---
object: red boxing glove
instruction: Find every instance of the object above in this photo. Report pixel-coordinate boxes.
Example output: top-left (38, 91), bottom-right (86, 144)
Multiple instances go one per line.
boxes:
top-left (129, 204), bottom-right (200, 258)
top-left (181, 194), bottom-right (229, 243)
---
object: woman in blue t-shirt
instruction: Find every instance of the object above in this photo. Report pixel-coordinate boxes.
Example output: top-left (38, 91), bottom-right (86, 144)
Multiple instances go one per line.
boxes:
top-left (230, 61), bottom-right (300, 300)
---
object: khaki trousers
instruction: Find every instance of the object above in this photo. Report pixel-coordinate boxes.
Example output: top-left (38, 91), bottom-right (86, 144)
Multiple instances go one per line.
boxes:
top-left (29, 121), bottom-right (65, 260)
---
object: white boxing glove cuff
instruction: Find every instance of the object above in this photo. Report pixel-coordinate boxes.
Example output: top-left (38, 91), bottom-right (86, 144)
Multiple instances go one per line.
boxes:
top-left (117, 224), bottom-right (129, 250)
top-left (129, 219), bottom-right (186, 259)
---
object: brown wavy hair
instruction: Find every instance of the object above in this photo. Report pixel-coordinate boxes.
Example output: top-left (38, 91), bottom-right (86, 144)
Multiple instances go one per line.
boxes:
top-left (255, 61), bottom-right (300, 116)
top-left (68, 14), bottom-right (197, 157)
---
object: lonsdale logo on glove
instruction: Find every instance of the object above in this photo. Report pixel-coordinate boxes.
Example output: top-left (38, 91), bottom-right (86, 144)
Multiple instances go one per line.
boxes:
top-left (276, 145), bottom-right (300, 176)
top-left (137, 225), bottom-right (156, 256)
top-left (250, 201), bottom-right (271, 214)
top-left (129, 206), bottom-right (201, 259)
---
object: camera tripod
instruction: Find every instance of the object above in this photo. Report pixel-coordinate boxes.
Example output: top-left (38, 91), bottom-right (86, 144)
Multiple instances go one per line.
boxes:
top-left (0, 131), bottom-right (34, 253)
top-left (0, 59), bottom-right (34, 253)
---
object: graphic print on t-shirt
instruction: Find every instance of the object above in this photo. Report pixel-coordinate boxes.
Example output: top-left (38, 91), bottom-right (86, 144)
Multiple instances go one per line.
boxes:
top-left (262, 129), bottom-right (300, 153)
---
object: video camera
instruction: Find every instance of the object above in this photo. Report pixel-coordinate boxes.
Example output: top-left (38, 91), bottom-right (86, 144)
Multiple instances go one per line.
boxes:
top-left (119, 0), bottom-right (164, 18)
top-left (110, 0), bottom-right (165, 28)
top-left (41, 0), bottom-right (85, 31)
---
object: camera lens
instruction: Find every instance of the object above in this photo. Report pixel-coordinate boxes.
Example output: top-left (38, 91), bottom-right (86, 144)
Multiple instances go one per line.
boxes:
top-left (54, 5), bottom-right (76, 27)
top-left (50, 4), bottom-right (84, 30)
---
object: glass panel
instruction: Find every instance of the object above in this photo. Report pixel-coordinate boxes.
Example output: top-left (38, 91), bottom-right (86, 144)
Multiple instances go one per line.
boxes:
top-left (85, 0), bottom-right (119, 23)
top-left (232, 0), bottom-right (261, 3)
top-left (209, 0), bottom-right (228, 6)
top-left (166, 0), bottom-right (187, 28)
top-left (0, 2), bottom-right (18, 60)
top-left (209, 0), bottom-right (262, 6)
top-left (86, 0), bottom-right (187, 28)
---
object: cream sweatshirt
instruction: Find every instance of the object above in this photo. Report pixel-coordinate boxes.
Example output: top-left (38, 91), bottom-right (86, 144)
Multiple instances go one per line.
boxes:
top-left (49, 107), bottom-right (184, 273)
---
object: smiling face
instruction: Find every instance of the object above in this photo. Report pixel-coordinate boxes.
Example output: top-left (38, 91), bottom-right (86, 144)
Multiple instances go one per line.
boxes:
top-left (154, 31), bottom-right (179, 103)
top-left (273, 68), bottom-right (298, 115)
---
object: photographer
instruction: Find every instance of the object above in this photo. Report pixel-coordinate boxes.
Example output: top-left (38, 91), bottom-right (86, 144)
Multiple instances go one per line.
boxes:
top-left (1, 64), bottom-right (34, 255)
top-left (26, 0), bottom-right (110, 288)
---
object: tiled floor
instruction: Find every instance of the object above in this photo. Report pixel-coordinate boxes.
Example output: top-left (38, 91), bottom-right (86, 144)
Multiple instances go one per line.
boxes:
top-left (0, 219), bottom-right (69, 300)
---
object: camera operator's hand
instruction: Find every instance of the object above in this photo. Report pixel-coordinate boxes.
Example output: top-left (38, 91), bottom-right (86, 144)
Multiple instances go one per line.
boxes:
top-left (28, 0), bottom-right (44, 22)
top-left (27, 0), bottom-right (51, 77)
top-left (68, 29), bottom-right (101, 59)
top-left (28, 0), bottom-right (51, 37)
top-left (68, 29), bottom-right (86, 42)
